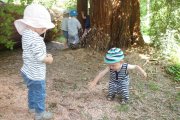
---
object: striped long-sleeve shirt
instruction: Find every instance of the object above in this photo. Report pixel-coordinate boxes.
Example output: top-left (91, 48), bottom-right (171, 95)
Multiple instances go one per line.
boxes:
top-left (21, 29), bottom-right (46, 80)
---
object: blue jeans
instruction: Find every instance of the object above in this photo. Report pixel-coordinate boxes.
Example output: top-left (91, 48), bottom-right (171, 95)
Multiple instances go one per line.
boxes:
top-left (21, 72), bottom-right (46, 113)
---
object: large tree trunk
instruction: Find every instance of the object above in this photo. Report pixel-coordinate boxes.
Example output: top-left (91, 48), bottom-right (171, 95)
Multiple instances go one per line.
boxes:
top-left (90, 0), bottom-right (112, 33)
top-left (80, 0), bottom-right (144, 50)
top-left (109, 0), bottom-right (132, 49)
top-left (109, 0), bottom-right (144, 49)
top-left (83, 0), bottom-right (112, 50)
top-left (130, 0), bottom-right (144, 46)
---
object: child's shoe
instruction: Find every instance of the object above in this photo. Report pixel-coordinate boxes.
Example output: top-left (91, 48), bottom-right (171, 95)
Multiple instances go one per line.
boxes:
top-left (106, 94), bottom-right (115, 101)
top-left (35, 111), bottom-right (53, 120)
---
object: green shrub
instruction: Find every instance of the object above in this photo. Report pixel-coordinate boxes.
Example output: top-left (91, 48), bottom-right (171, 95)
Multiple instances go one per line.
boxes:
top-left (166, 64), bottom-right (180, 82)
top-left (0, 4), bottom-right (25, 50)
top-left (64, 0), bottom-right (77, 10)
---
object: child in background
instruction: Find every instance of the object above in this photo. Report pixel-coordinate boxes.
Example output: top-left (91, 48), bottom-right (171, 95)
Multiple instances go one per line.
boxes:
top-left (68, 10), bottom-right (82, 49)
top-left (89, 48), bottom-right (147, 104)
top-left (81, 11), bottom-right (90, 39)
top-left (61, 10), bottom-right (69, 48)
top-left (14, 4), bottom-right (55, 120)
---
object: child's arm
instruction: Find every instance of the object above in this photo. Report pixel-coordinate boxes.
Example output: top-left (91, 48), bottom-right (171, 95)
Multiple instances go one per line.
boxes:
top-left (89, 67), bottom-right (109, 89)
top-left (29, 42), bottom-right (53, 64)
top-left (81, 11), bottom-right (86, 19)
top-left (77, 20), bottom-right (83, 33)
top-left (77, 20), bottom-right (82, 30)
top-left (127, 64), bottom-right (147, 78)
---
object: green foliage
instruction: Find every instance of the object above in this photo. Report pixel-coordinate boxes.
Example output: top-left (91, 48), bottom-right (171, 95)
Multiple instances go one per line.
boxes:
top-left (140, 0), bottom-right (153, 36)
top-left (176, 92), bottom-right (180, 101)
top-left (140, 0), bottom-right (147, 17)
top-left (31, 0), bottom-right (57, 8)
top-left (3, 0), bottom-right (56, 9)
top-left (141, 0), bottom-right (180, 81)
top-left (64, 0), bottom-right (77, 10)
top-left (166, 64), bottom-right (180, 82)
top-left (55, 35), bottom-right (66, 43)
top-left (0, 4), bottom-right (25, 49)
top-left (149, 1), bottom-right (180, 59)
top-left (1, 0), bottom-right (8, 3)
top-left (0, 0), bottom-right (59, 50)
top-left (20, 0), bottom-right (33, 5)
top-left (149, 0), bottom-right (180, 45)
top-left (140, 0), bottom-right (180, 46)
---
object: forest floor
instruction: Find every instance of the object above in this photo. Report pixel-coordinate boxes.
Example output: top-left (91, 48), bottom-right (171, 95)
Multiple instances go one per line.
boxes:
top-left (0, 41), bottom-right (179, 120)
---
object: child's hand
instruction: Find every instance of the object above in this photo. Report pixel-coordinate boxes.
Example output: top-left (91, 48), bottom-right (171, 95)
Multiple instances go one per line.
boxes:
top-left (45, 54), bottom-right (53, 64)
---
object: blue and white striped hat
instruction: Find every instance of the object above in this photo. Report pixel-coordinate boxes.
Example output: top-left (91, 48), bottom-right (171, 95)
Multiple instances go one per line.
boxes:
top-left (104, 48), bottom-right (124, 64)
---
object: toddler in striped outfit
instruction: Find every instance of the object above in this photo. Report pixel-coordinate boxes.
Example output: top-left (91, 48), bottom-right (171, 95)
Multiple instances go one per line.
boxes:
top-left (14, 4), bottom-right (55, 120)
top-left (89, 48), bottom-right (147, 104)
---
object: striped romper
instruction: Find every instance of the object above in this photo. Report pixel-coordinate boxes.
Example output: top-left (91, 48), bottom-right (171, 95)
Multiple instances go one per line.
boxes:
top-left (108, 63), bottom-right (130, 100)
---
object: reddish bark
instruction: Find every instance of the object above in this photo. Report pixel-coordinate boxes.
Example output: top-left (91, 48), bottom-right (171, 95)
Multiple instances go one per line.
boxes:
top-left (77, 0), bottom-right (144, 50)
top-left (77, 0), bottom-right (88, 29)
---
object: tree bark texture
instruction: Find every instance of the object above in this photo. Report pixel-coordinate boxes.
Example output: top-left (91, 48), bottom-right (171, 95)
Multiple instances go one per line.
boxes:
top-left (78, 0), bottom-right (144, 50)
top-left (77, 0), bottom-right (88, 29)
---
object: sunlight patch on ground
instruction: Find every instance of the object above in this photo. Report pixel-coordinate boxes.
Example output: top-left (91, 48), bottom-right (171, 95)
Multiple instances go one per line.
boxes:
top-left (143, 35), bottom-right (151, 44)
top-left (139, 54), bottom-right (150, 60)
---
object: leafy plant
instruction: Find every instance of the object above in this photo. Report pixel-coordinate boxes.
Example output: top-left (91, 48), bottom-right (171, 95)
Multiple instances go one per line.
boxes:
top-left (0, 4), bottom-right (25, 50)
top-left (166, 64), bottom-right (180, 82)
top-left (141, 0), bottom-right (180, 81)
top-left (31, 0), bottom-right (57, 8)
top-left (64, 0), bottom-right (77, 10)
top-left (175, 92), bottom-right (180, 101)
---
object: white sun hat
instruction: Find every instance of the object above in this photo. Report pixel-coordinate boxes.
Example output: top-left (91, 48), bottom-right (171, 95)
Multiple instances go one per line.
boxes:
top-left (14, 4), bottom-right (55, 35)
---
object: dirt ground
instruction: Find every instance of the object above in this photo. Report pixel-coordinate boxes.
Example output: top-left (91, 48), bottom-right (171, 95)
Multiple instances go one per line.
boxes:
top-left (0, 42), bottom-right (179, 120)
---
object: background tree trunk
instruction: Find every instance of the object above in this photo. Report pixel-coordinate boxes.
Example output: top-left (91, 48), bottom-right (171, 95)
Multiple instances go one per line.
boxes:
top-left (109, 0), bottom-right (132, 49)
top-left (129, 0), bottom-right (144, 46)
top-left (110, 0), bottom-right (144, 48)
top-left (78, 0), bottom-right (144, 50)
top-left (90, 0), bottom-right (112, 33)
top-left (84, 0), bottom-right (112, 50)
top-left (77, 0), bottom-right (88, 29)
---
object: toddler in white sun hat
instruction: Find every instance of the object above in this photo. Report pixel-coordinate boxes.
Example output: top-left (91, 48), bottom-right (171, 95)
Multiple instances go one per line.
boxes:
top-left (14, 4), bottom-right (55, 120)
